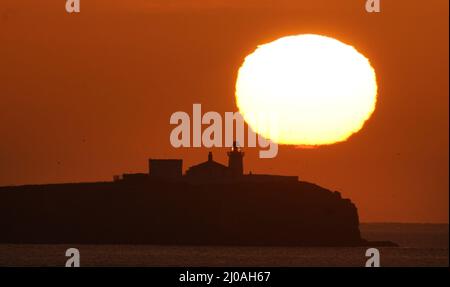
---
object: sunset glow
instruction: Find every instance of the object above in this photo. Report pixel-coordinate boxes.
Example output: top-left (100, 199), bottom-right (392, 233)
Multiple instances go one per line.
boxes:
top-left (235, 34), bottom-right (378, 146)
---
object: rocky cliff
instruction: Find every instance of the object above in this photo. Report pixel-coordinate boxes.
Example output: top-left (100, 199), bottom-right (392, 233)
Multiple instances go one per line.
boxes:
top-left (0, 179), bottom-right (378, 246)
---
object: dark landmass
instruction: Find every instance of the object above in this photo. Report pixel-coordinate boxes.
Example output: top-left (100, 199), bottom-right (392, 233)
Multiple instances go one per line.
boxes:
top-left (0, 179), bottom-right (396, 246)
top-left (0, 145), bottom-right (397, 246)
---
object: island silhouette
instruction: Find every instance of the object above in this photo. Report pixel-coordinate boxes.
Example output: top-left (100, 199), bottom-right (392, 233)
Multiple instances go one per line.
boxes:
top-left (0, 142), bottom-right (397, 246)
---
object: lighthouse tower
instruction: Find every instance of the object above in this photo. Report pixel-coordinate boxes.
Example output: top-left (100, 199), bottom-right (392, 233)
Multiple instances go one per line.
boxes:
top-left (227, 141), bottom-right (244, 176)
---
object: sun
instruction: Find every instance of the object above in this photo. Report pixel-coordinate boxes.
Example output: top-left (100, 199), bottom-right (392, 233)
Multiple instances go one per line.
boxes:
top-left (235, 34), bottom-right (378, 146)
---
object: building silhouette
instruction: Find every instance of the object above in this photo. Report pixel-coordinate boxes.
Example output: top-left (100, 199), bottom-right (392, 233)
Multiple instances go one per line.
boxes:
top-left (149, 159), bottom-right (182, 179)
top-left (120, 141), bottom-right (297, 184)
top-left (0, 142), bottom-right (397, 247)
top-left (227, 141), bottom-right (244, 176)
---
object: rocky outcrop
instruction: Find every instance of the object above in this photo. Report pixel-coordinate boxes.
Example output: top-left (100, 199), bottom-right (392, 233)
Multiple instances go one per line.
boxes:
top-left (0, 179), bottom-right (385, 246)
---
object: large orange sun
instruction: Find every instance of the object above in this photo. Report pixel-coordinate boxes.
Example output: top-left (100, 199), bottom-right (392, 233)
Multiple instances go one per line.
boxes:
top-left (235, 34), bottom-right (378, 146)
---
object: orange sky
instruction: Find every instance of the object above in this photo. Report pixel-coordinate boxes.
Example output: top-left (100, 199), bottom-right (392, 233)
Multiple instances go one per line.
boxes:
top-left (0, 0), bottom-right (448, 223)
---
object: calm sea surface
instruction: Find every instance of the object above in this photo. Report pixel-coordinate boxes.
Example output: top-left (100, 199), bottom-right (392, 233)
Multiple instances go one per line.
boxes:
top-left (0, 223), bottom-right (448, 267)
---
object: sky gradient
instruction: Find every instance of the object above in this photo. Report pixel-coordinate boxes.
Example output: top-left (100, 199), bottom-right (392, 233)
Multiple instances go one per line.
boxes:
top-left (0, 0), bottom-right (448, 223)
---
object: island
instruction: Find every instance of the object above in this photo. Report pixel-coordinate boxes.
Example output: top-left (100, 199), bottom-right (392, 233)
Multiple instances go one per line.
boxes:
top-left (0, 142), bottom-right (397, 246)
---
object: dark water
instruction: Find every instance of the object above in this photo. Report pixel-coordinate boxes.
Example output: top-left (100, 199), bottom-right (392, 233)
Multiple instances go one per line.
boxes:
top-left (0, 223), bottom-right (448, 267)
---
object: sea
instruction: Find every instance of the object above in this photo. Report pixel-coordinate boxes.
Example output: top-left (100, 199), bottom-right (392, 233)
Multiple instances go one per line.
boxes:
top-left (0, 223), bottom-right (448, 267)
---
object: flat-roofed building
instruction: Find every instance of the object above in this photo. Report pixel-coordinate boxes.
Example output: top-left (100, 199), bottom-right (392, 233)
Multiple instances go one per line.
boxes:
top-left (148, 159), bottom-right (182, 179)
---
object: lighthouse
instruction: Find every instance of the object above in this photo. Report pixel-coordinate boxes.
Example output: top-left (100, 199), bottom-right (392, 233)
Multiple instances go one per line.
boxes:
top-left (227, 141), bottom-right (244, 176)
